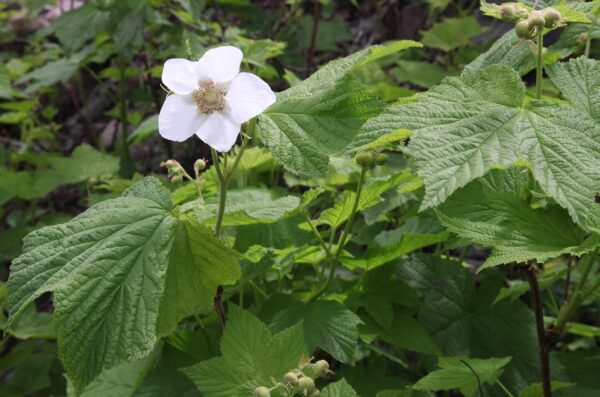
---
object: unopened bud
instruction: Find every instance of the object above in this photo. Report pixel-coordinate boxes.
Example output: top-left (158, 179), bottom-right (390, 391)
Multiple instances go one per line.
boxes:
top-left (284, 372), bottom-right (299, 386)
top-left (194, 158), bottom-right (207, 174)
top-left (160, 159), bottom-right (185, 182)
top-left (254, 386), bottom-right (270, 397)
top-left (543, 7), bottom-right (562, 28)
top-left (297, 377), bottom-right (316, 394)
top-left (515, 19), bottom-right (534, 39)
top-left (528, 10), bottom-right (546, 29)
top-left (499, 4), bottom-right (516, 21)
top-left (355, 151), bottom-right (376, 168)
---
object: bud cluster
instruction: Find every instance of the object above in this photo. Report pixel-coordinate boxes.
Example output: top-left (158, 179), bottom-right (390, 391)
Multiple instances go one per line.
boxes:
top-left (497, 3), bottom-right (563, 40)
top-left (355, 150), bottom-right (388, 169)
top-left (253, 359), bottom-right (332, 397)
top-left (160, 159), bottom-right (186, 183)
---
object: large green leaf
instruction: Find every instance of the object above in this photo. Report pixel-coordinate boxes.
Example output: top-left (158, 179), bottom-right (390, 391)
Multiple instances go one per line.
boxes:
top-left (420, 16), bottom-right (486, 52)
top-left (437, 170), bottom-right (600, 269)
top-left (379, 65), bottom-right (600, 233)
top-left (181, 305), bottom-right (307, 397)
top-left (258, 41), bottom-right (421, 176)
top-left (0, 144), bottom-right (119, 200)
top-left (413, 356), bottom-right (512, 396)
top-left (547, 57), bottom-right (600, 123)
top-left (397, 255), bottom-right (540, 393)
top-left (270, 300), bottom-right (362, 364)
top-left (7, 177), bottom-right (240, 393)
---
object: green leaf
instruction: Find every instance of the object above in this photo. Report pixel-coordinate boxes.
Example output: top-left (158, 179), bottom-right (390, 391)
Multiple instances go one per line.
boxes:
top-left (393, 60), bottom-right (450, 88)
top-left (413, 356), bottom-right (512, 396)
top-left (463, 31), bottom-right (535, 76)
top-left (374, 312), bottom-right (440, 355)
top-left (518, 381), bottom-right (574, 397)
top-left (128, 115), bottom-right (159, 144)
top-left (321, 379), bottom-right (359, 397)
top-left (157, 217), bottom-right (240, 336)
top-left (436, 170), bottom-right (600, 270)
top-left (181, 305), bottom-right (308, 397)
top-left (7, 177), bottom-right (240, 393)
top-left (547, 57), bottom-right (600, 123)
top-left (52, 3), bottom-right (109, 52)
top-left (340, 231), bottom-right (448, 270)
top-left (382, 65), bottom-right (600, 233)
top-left (420, 17), bottom-right (486, 52)
top-left (0, 144), bottom-right (120, 200)
top-left (397, 255), bottom-right (541, 392)
top-left (270, 300), bottom-right (362, 364)
top-left (190, 189), bottom-right (301, 226)
top-left (258, 41), bottom-right (421, 176)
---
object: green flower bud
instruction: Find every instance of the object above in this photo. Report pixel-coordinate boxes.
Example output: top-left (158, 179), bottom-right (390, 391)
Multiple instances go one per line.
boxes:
top-left (528, 10), bottom-right (545, 29)
top-left (375, 153), bottom-right (388, 166)
top-left (254, 386), bottom-right (270, 397)
top-left (515, 19), bottom-right (534, 39)
top-left (314, 360), bottom-right (330, 376)
top-left (355, 151), bottom-right (376, 168)
top-left (499, 4), bottom-right (516, 21)
top-left (161, 159), bottom-right (185, 182)
top-left (194, 159), bottom-right (206, 173)
top-left (543, 7), bottom-right (561, 28)
top-left (578, 32), bottom-right (590, 43)
top-left (283, 372), bottom-right (299, 386)
top-left (297, 377), bottom-right (316, 394)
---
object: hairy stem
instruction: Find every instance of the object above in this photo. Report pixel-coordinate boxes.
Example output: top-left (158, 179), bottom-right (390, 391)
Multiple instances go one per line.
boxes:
top-left (535, 29), bottom-right (544, 100)
top-left (525, 265), bottom-right (552, 397)
top-left (308, 167), bottom-right (367, 302)
top-left (212, 121), bottom-right (253, 238)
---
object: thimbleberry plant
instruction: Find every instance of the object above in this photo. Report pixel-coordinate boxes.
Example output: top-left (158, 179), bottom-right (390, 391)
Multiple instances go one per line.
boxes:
top-left (1, 1), bottom-right (599, 397)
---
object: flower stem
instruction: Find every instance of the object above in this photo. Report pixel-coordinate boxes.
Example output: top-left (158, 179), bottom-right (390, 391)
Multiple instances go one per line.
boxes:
top-left (535, 29), bottom-right (544, 100)
top-left (212, 121), bottom-right (254, 238)
top-left (335, 167), bottom-right (367, 257)
top-left (308, 167), bottom-right (367, 302)
top-left (497, 380), bottom-right (516, 397)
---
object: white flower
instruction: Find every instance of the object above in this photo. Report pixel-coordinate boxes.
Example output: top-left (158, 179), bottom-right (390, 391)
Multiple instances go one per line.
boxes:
top-left (158, 46), bottom-right (276, 152)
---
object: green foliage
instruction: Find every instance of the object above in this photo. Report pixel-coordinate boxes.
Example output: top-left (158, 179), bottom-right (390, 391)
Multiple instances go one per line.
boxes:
top-left (379, 64), bottom-right (600, 233)
top-left (437, 170), bottom-right (600, 269)
top-left (0, 144), bottom-right (119, 200)
top-left (270, 300), bottom-right (361, 363)
top-left (7, 177), bottom-right (240, 393)
top-left (181, 305), bottom-right (308, 397)
top-left (258, 41), bottom-right (421, 176)
top-left (3, 2), bottom-right (600, 396)
top-left (420, 17), bottom-right (487, 52)
top-left (413, 356), bottom-right (512, 396)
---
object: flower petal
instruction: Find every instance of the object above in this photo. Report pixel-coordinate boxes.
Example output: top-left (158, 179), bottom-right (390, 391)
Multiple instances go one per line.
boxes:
top-left (162, 58), bottom-right (205, 95)
top-left (195, 112), bottom-right (241, 152)
top-left (158, 94), bottom-right (204, 142)
top-left (198, 46), bottom-right (243, 84)
top-left (225, 72), bottom-right (276, 124)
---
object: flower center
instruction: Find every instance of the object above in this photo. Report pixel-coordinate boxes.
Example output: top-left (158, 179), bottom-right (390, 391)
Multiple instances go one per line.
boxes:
top-left (193, 81), bottom-right (226, 115)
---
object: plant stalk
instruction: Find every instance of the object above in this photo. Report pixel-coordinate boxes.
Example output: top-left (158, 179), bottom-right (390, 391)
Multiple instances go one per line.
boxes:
top-left (535, 29), bottom-right (544, 100)
top-left (212, 122), bottom-right (253, 238)
top-left (308, 167), bottom-right (367, 302)
top-left (525, 265), bottom-right (552, 397)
